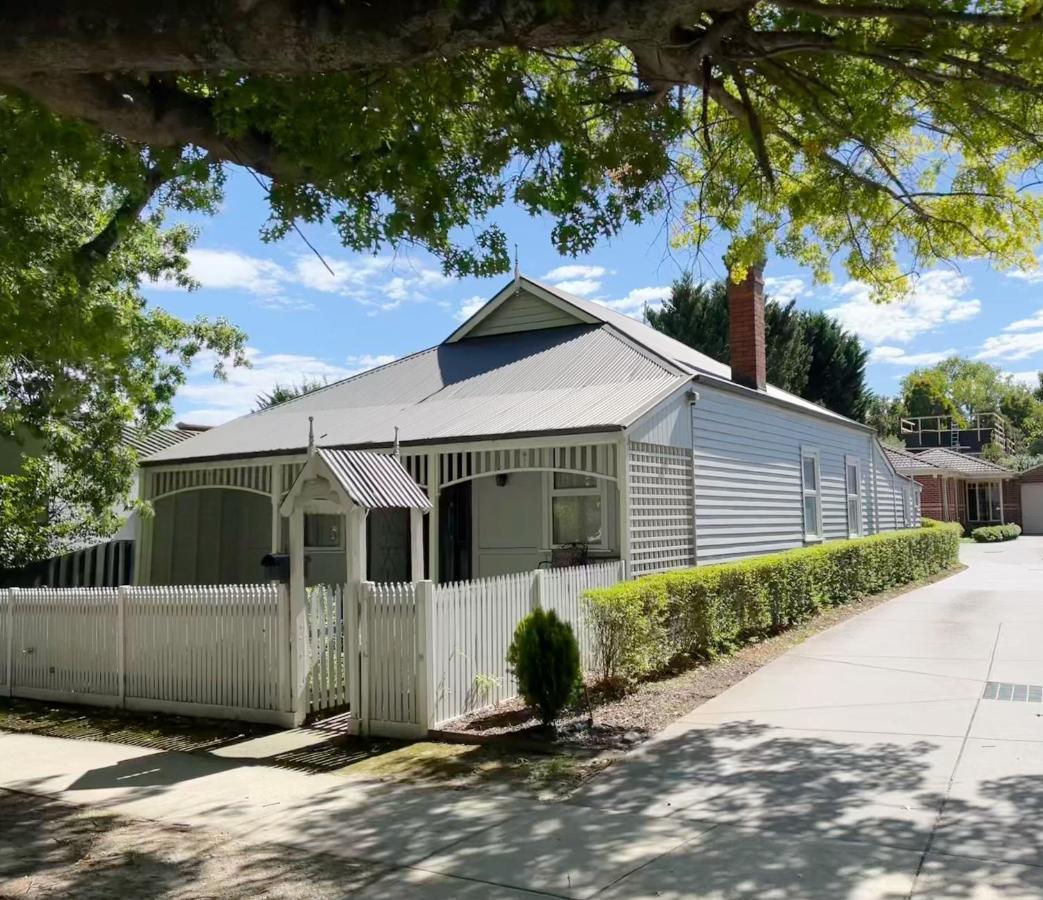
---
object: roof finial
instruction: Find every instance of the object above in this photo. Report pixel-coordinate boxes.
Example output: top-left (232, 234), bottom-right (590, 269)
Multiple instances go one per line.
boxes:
top-left (513, 243), bottom-right (520, 289)
top-left (393, 425), bottom-right (400, 459)
top-left (307, 416), bottom-right (315, 457)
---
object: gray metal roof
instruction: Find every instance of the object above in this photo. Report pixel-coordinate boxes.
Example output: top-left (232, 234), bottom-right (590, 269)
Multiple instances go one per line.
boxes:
top-left (913, 447), bottom-right (1015, 478)
top-left (121, 425), bottom-right (203, 458)
top-left (316, 448), bottom-right (431, 510)
top-left (147, 275), bottom-right (865, 466)
top-left (146, 323), bottom-right (687, 463)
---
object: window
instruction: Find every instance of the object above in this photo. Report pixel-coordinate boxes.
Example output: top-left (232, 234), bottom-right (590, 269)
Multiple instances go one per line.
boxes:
top-left (801, 448), bottom-right (822, 541)
top-left (304, 513), bottom-right (343, 549)
top-left (845, 456), bottom-right (863, 538)
top-left (550, 472), bottom-right (604, 546)
top-left (967, 482), bottom-right (1001, 523)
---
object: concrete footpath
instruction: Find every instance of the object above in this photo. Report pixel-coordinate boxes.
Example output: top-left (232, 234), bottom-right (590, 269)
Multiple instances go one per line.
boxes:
top-left (4, 539), bottom-right (1043, 898)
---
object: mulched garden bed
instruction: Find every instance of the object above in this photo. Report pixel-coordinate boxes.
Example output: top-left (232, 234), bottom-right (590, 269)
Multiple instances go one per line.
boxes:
top-left (436, 564), bottom-right (966, 754)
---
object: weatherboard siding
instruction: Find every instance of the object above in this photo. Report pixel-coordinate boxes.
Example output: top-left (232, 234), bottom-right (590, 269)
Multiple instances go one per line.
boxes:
top-left (688, 385), bottom-right (878, 563)
top-left (465, 292), bottom-right (582, 337)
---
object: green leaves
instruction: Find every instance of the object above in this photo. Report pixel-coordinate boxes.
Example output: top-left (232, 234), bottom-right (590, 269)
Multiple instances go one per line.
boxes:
top-left (0, 94), bottom-right (245, 566)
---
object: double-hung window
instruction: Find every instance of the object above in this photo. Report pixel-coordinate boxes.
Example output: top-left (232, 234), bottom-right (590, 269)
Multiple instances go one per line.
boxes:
top-left (550, 472), bottom-right (604, 547)
top-left (801, 447), bottom-right (823, 541)
top-left (845, 456), bottom-right (863, 537)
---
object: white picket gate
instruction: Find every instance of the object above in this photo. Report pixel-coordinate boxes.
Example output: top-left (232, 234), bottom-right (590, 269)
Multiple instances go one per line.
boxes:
top-left (303, 584), bottom-right (349, 715)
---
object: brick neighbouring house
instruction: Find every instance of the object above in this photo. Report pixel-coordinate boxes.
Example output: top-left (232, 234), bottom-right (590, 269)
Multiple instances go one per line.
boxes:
top-left (883, 445), bottom-right (1017, 532)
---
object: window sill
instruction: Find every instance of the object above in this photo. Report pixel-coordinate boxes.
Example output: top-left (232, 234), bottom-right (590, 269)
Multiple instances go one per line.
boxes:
top-left (803, 535), bottom-right (824, 544)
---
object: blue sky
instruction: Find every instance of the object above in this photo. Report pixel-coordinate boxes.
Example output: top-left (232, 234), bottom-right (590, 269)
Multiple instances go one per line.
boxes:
top-left (145, 168), bottom-right (1043, 426)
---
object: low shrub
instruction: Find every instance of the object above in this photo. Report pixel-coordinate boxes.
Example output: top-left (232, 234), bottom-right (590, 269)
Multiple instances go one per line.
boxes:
top-left (921, 517), bottom-right (942, 528)
top-left (506, 608), bottom-right (580, 724)
top-left (583, 524), bottom-right (962, 684)
top-left (971, 523), bottom-right (1021, 542)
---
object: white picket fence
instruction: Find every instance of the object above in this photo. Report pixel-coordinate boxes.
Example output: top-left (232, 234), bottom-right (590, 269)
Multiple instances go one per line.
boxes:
top-left (0, 585), bottom-right (291, 725)
top-left (0, 561), bottom-right (626, 736)
top-left (428, 560), bottom-right (625, 726)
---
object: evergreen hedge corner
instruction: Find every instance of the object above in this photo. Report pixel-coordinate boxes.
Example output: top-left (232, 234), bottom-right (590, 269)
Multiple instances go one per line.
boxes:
top-left (971, 523), bottom-right (1021, 543)
top-left (583, 524), bottom-right (962, 685)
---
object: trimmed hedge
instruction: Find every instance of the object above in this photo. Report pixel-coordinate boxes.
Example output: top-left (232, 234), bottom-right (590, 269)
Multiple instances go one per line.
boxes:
top-left (583, 524), bottom-right (962, 685)
top-left (971, 523), bottom-right (1021, 543)
top-left (921, 517), bottom-right (943, 528)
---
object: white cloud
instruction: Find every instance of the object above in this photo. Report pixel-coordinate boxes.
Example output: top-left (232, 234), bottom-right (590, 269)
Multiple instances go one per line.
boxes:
top-left (1006, 370), bottom-right (1041, 388)
top-left (150, 248), bottom-right (290, 294)
top-left (553, 278), bottom-right (602, 297)
top-left (870, 346), bottom-right (956, 366)
top-left (1006, 256), bottom-right (1043, 283)
top-left (826, 270), bottom-right (981, 345)
top-left (601, 286), bottom-right (672, 317)
top-left (977, 331), bottom-right (1043, 362)
top-left (177, 348), bottom-right (395, 425)
top-left (293, 255), bottom-right (385, 293)
top-left (542, 264), bottom-right (608, 282)
top-left (454, 295), bottom-right (486, 322)
top-left (253, 295), bottom-right (317, 313)
top-left (764, 276), bottom-right (808, 304)
top-left (1003, 310), bottom-right (1043, 332)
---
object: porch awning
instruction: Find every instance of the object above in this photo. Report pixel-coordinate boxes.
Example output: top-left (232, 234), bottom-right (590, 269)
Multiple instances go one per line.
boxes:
top-left (313, 448), bottom-right (431, 510)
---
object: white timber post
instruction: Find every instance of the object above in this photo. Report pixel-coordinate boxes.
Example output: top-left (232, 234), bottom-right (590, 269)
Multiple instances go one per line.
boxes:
top-left (415, 580), bottom-right (435, 734)
top-left (359, 581), bottom-right (373, 735)
top-left (530, 567), bottom-right (545, 612)
top-left (427, 450), bottom-right (440, 583)
top-left (618, 435), bottom-right (633, 577)
top-left (346, 577), bottom-right (361, 730)
top-left (276, 582), bottom-right (292, 714)
top-left (134, 470), bottom-right (152, 586)
top-left (289, 506), bottom-right (308, 726)
top-left (346, 505), bottom-right (368, 733)
top-left (270, 463), bottom-right (283, 553)
top-left (117, 585), bottom-right (128, 707)
top-left (410, 508), bottom-right (425, 583)
top-left (4, 588), bottom-right (13, 697)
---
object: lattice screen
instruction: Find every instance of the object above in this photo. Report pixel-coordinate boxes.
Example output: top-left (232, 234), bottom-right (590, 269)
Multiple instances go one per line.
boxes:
top-left (628, 441), bottom-right (695, 576)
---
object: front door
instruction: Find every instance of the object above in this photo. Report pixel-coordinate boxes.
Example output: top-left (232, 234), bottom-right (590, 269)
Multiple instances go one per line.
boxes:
top-left (367, 508), bottom-right (411, 582)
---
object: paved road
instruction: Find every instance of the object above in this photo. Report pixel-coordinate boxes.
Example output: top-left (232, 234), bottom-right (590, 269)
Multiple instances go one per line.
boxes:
top-left (4, 539), bottom-right (1043, 898)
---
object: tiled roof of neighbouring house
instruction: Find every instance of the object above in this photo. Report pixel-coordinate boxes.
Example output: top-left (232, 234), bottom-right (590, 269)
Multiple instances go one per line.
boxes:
top-left (912, 447), bottom-right (1015, 478)
top-left (883, 445), bottom-right (947, 474)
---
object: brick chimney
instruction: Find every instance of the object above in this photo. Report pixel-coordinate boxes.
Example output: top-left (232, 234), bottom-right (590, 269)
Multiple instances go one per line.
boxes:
top-left (727, 263), bottom-right (767, 391)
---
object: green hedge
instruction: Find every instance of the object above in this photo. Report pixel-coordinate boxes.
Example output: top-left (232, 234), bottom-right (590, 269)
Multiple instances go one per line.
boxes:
top-left (971, 523), bottom-right (1021, 542)
top-left (583, 524), bottom-right (962, 684)
top-left (921, 516), bottom-right (942, 528)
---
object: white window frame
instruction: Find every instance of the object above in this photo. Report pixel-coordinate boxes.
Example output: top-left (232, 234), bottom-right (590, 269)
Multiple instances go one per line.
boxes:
top-left (903, 484), bottom-right (915, 527)
top-left (800, 447), bottom-right (823, 542)
top-left (845, 455), bottom-right (863, 538)
top-left (548, 471), bottom-right (608, 549)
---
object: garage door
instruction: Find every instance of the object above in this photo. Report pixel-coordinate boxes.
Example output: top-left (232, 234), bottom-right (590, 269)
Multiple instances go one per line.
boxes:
top-left (1021, 483), bottom-right (1043, 534)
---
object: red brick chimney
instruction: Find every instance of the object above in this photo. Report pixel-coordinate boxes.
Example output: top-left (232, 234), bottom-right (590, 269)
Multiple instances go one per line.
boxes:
top-left (727, 263), bottom-right (767, 391)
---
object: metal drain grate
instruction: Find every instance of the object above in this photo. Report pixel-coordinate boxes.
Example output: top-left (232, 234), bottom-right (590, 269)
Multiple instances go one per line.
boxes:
top-left (983, 682), bottom-right (1043, 702)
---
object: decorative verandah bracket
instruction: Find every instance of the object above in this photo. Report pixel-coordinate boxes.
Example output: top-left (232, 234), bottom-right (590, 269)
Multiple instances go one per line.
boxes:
top-left (279, 447), bottom-right (432, 727)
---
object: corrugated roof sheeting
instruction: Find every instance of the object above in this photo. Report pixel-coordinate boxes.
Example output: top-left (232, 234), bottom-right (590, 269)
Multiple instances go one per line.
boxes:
top-left (317, 448), bottom-right (431, 509)
top-left (121, 425), bottom-right (200, 458)
top-left (147, 326), bottom-right (684, 463)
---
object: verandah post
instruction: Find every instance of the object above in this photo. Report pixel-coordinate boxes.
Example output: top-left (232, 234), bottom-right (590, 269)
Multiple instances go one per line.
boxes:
top-left (415, 580), bottom-right (435, 734)
top-left (289, 507), bottom-right (308, 727)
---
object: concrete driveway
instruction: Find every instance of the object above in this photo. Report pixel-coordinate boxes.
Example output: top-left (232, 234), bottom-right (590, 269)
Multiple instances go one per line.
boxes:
top-left (4, 539), bottom-right (1043, 898)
